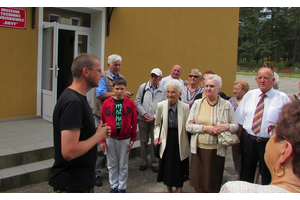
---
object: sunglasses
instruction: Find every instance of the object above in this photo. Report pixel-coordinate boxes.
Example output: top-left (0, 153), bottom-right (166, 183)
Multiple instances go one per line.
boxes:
top-left (189, 75), bottom-right (200, 78)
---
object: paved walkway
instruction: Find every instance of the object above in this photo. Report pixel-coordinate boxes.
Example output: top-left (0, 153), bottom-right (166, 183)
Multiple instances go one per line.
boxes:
top-left (4, 145), bottom-right (237, 193)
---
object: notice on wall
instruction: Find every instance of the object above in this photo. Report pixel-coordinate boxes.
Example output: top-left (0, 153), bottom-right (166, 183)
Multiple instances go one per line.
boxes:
top-left (0, 7), bottom-right (26, 29)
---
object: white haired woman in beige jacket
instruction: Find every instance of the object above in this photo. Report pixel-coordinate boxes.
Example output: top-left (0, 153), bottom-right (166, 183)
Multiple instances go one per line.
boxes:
top-left (186, 74), bottom-right (238, 193)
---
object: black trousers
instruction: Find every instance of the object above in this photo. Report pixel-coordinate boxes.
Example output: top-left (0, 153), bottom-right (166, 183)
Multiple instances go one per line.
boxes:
top-left (240, 130), bottom-right (271, 185)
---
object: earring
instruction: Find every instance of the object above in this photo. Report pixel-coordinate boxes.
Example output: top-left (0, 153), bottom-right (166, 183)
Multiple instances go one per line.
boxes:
top-left (274, 165), bottom-right (286, 177)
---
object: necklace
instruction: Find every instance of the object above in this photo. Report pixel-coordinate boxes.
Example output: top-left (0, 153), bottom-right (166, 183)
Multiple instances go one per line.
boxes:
top-left (186, 86), bottom-right (199, 102)
top-left (272, 181), bottom-right (300, 192)
top-left (206, 97), bottom-right (218, 107)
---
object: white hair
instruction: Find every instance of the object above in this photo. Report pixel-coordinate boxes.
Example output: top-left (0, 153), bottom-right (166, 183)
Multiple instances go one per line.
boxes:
top-left (165, 79), bottom-right (183, 94)
top-left (190, 68), bottom-right (202, 77)
top-left (205, 74), bottom-right (222, 88)
top-left (273, 72), bottom-right (279, 86)
top-left (108, 54), bottom-right (122, 65)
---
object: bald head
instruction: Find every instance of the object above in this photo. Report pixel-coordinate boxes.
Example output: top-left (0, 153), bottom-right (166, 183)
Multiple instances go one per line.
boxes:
top-left (170, 65), bottom-right (182, 79)
top-left (255, 67), bottom-right (275, 93)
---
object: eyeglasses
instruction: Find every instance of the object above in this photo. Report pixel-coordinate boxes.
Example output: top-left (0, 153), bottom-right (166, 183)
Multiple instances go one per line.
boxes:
top-left (89, 69), bottom-right (102, 73)
top-left (232, 88), bottom-right (241, 92)
top-left (189, 75), bottom-right (200, 78)
top-left (268, 125), bottom-right (289, 141)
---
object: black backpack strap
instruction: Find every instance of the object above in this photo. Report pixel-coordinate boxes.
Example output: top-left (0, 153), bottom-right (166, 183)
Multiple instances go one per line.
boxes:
top-left (141, 82), bottom-right (148, 105)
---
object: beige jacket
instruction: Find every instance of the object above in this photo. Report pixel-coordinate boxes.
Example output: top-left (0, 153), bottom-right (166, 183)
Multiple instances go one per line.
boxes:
top-left (154, 100), bottom-right (190, 160)
top-left (186, 97), bottom-right (238, 156)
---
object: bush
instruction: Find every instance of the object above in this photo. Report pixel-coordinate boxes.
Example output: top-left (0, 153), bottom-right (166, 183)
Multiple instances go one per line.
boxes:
top-left (285, 61), bottom-right (294, 67)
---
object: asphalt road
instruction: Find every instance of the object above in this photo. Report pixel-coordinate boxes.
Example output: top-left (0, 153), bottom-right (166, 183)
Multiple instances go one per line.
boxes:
top-left (236, 74), bottom-right (300, 96)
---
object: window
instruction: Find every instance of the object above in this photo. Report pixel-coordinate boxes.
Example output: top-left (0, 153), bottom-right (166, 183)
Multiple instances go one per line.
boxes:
top-left (71, 17), bottom-right (80, 26)
top-left (49, 14), bottom-right (60, 23)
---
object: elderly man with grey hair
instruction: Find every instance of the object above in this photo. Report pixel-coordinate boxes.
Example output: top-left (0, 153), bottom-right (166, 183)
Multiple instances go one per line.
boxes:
top-left (235, 67), bottom-right (291, 185)
top-left (92, 54), bottom-right (133, 186)
top-left (135, 68), bottom-right (167, 172)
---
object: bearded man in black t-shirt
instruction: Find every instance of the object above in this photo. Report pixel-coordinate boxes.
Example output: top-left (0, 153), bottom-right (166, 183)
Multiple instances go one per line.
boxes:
top-left (49, 53), bottom-right (111, 193)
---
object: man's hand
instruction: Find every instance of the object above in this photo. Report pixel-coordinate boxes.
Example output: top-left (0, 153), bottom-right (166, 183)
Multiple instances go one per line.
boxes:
top-left (95, 120), bottom-right (111, 141)
top-left (125, 91), bottom-right (133, 98)
top-left (100, 143), bottom-right (106, 152)
top-left (143, 113), bottom-right (155, 123)
top-left (127, 141), bottom-right (134, 153)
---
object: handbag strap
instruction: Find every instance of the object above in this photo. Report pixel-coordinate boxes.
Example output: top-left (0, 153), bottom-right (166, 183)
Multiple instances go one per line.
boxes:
top-left (218, 101), bottom-right (225, 124)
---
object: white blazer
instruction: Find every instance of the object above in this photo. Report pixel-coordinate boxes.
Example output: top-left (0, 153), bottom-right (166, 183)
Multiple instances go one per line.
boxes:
top-left (154, 100), bottom-right (190, 160)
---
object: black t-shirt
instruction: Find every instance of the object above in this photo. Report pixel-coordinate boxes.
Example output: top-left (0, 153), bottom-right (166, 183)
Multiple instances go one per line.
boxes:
top-left (49, 88), bottom-right (96, 192)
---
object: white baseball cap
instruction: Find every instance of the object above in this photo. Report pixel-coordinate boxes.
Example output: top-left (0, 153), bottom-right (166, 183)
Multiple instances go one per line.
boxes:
top-left (150, 68), bottom-right (162, 77)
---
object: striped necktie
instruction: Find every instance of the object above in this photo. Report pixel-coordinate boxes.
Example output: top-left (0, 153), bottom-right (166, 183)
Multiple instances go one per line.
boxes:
top-left (252, 93), bottom-right (266, 134)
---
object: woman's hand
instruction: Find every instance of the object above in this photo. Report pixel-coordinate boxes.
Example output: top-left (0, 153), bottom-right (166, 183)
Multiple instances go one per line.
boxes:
top-left (188, 120), bottom-right (195, 125)
top-left (205, 124), bottom-right (229, 135)
top-left (154, 138), bottom-right (161, 145)
top-left (215, 124), bottom-right (230, 132)
top-left (203, 125), bottom-right (224, 135)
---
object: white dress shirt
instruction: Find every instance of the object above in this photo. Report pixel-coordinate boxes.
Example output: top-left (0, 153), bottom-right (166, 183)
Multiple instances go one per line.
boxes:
top-left (160, 75), bottom-right (184, 87)
top-left (235, 88), bottom-right (291, 138)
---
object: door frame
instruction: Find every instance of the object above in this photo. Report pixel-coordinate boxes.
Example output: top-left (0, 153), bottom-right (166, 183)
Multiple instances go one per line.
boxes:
top-left (37, 7), bottom-right (106, 121)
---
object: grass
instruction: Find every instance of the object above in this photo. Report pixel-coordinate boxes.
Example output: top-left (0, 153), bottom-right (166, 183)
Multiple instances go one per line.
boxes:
top-left (237, 71), bottom-right (300, 78)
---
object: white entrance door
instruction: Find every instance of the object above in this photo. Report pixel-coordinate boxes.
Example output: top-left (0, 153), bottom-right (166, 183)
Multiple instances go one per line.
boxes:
top-left (41, 23), bottom-right (92, 122)
top-left (42, 22), bottom-right (59, 122)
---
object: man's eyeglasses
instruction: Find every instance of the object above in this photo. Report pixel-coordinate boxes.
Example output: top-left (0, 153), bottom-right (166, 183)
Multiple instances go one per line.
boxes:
top-left (189, 75), bottom-right (200, 78)
top-left (89, 69), bottom-right (102, 73)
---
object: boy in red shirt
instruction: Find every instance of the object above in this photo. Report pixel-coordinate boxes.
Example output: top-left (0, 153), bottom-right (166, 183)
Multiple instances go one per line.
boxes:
top-left (100, 77), bottom-right (137, 193)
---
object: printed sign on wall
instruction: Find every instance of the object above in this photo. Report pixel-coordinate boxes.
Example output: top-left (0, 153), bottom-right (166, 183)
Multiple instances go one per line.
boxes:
top-left (0, 7), bottom-right (26, 29)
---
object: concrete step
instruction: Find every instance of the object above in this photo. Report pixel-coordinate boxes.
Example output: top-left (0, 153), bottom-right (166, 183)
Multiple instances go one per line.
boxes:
top-left (0, 141), bottom-right (148, 192)
top-left (0, 147), bottom-right (54, 170)
top-left (0, 159), bottom-right (54, 192)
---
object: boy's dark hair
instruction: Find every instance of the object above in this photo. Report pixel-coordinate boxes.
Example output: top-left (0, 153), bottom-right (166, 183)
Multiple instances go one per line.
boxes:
top-left (113, 77), bottom-right (127, 87)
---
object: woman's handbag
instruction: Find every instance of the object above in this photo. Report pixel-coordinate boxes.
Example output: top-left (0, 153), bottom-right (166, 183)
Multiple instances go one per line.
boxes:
top-left (217, 103), bottom-right (240, 146)
top-left (153, 117), bottom-right (163, 158)
top-left (218, 131), bottom-right (240, 146)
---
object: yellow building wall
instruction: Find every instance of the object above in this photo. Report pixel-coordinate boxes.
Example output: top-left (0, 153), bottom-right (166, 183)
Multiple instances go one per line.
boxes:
top-left (0, 7), bottom-right (39, 119)
top-left (105, 7), bottom-right (239, 97)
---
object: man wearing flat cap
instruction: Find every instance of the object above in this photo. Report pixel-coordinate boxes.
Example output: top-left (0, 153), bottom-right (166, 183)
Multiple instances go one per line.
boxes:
top-left (135, 68), bottom-right (167, 172)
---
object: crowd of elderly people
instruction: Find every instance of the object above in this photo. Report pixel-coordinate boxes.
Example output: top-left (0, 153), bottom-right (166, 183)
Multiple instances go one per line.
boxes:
top-left (140, 65), bottom-right (298, 193)
top-left (92, 55), bottom-right (299, 193)
top-left (49, 53), bottom-right (299, 193)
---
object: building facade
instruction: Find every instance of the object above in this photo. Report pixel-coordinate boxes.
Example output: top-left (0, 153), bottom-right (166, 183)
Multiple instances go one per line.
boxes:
top-left (0, 7), bottom-right (239, 121)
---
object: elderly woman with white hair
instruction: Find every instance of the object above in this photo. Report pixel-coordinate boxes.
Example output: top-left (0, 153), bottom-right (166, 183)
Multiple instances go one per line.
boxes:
top-left (186, 74), bottom-right (238, 193)
top-left (154, 79), bottom-right (190, 193)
